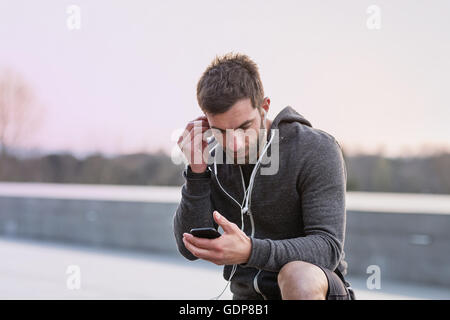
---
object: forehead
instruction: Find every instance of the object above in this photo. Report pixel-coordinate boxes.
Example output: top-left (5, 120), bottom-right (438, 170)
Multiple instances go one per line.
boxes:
top-left (206, 98), bottom-right (257, 129)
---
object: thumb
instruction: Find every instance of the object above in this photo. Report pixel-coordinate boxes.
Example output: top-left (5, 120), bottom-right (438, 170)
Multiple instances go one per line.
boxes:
top-left (213, 210), bottom-right (236, 233)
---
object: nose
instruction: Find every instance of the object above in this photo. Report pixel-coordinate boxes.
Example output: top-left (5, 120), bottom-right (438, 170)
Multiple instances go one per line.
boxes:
top-left (226, 130), bottom-right (246, 153)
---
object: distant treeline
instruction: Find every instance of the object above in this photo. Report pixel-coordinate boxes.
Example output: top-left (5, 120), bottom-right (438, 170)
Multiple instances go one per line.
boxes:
top-left (0, 151), bottom-right (186, 186)
top-left (344, 152), bottom-right (450, 194)
top-left (0, 151), bottom-right (449, 194)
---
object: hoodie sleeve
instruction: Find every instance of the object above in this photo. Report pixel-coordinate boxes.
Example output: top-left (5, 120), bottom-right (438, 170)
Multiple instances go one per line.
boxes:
top-left (173, 164), bottom-right (217, 261)
top-left (242, 135), bottom-right (347, 272)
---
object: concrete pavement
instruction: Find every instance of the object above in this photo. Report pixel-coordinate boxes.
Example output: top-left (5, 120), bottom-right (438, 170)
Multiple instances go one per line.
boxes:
top-left (0, 237), bottom-right (448, 300)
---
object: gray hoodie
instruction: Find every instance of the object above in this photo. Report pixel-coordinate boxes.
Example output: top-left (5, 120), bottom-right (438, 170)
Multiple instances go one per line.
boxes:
top-left (173, 106), bottom-right (348, 300)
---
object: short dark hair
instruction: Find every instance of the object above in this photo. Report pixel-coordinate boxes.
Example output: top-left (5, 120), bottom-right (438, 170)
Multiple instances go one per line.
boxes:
top-left (196, 52), bottom-right (265, 115)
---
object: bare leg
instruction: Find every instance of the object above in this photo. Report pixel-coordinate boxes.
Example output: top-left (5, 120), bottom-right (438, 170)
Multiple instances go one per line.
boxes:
top-left (277, 261), bottom-right (328, 300)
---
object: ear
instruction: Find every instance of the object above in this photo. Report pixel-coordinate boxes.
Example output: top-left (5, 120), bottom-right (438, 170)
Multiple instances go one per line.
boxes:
top-left (261, 97), bottom-right (270, 115)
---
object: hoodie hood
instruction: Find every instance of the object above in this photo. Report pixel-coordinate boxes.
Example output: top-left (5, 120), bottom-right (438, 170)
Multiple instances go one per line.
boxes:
top-left (266, 106), bottom-right (313, 142)
top-left (271, 105), bottom-right (312, 128)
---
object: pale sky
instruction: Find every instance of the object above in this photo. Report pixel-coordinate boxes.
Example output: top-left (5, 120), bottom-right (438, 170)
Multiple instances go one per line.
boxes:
top-left (1, 0), bottom-right (449, 157)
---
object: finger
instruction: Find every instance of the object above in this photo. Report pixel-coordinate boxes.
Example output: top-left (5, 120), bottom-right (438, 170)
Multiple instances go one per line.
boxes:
top-left (180, 124), bottom-right (210, 142)
top-left (179, 122), bottom-right (209, 145)
top-left (178, 130), bottom-right (210, 155)
top-left (183, 233), bottom-right (219, 250)
top-left (182, 236), bottom-right (216, 260)
top-left (179, 122), bottom-right (210, 145)
top-left (178, 126), bottom-right (211, 149)
top-left (213, 211), bottom-right (237, 234)
top-left (185, 118), bottom-right (210, 133)
top-left (186, 117), bottom-right (210, 139)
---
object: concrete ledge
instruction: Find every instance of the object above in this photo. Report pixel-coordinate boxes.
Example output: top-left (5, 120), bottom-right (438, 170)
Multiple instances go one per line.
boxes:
top-left (1, 182), bottom-right (450, 214)
top-left (344, 210), bottom-right (450, 287)
top-left (0, 182), bottom-right (449, 287)
top-left (0, 196), bottom-right (179, 254)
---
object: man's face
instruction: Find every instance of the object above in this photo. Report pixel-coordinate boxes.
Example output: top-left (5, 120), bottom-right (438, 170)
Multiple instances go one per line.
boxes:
top-left (205, 98), bottom-right (269, 164)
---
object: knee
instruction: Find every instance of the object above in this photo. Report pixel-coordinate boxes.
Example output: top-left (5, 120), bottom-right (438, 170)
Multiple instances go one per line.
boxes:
top-left (277, 261), bottom-right (327, 300)
top-left (278, 261), bottom-right (309, 294)
top-left (277, 261), bottom-right (301, 287)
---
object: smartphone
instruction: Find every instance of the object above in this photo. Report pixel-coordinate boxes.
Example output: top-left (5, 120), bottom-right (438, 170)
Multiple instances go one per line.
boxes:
top-left (190, 227), bottom-right (222, 239)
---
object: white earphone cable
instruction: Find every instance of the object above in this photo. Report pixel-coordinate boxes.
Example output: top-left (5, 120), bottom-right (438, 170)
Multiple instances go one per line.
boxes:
top-left (210, 110), bottom-right (273, 300)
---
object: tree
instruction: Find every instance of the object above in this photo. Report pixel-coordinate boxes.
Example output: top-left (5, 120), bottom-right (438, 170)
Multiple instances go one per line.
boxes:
top-left (0, 68), bottom-right (43, 178)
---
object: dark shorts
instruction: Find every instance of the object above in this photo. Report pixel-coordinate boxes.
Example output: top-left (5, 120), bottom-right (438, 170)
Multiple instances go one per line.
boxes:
top-left (316, 265), bottom-right (356, 300)
top-left (232, 266), bottom-right (356, 300)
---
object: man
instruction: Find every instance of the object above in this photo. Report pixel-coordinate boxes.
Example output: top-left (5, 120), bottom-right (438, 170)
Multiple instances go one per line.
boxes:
top-left (173, 52), bottom-right (354, 300)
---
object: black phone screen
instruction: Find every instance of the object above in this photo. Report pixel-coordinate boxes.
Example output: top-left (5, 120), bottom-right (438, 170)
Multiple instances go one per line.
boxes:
top-left (190, 227), bottom-right (221, 239)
